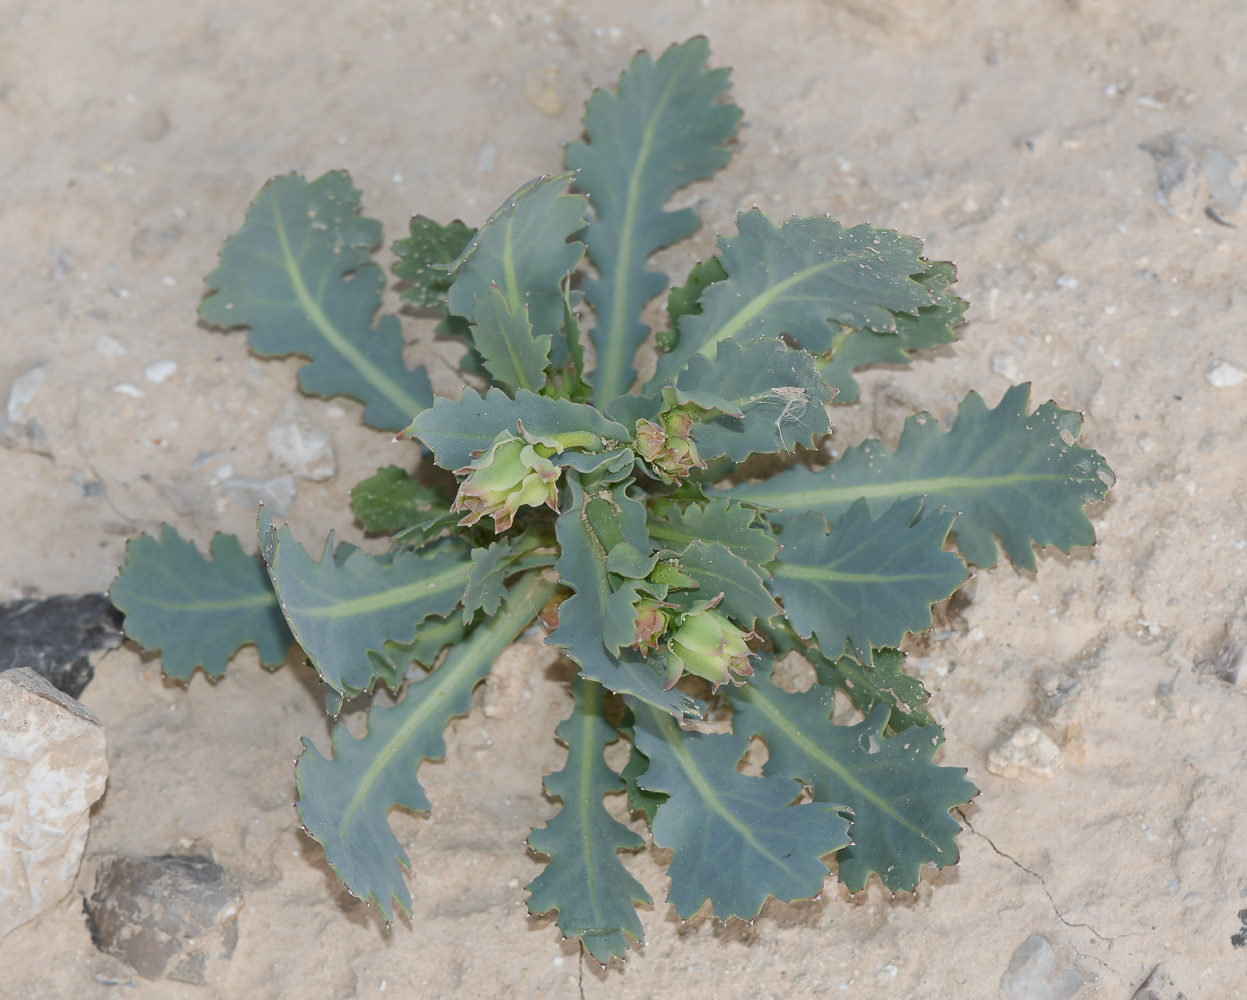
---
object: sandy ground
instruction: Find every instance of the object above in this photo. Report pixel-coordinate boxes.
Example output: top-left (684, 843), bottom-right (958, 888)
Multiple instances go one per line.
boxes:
top-left (3, 0), bottom-right (1247, 997)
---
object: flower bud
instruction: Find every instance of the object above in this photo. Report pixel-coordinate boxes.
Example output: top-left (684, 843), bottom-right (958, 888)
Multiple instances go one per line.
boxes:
top-left (452, 433), bottom-right (560, 532)
top-left (634, 411), bottom-right (707, 484)
top-left (632, 599), bottom-right (671, 655)
top-left (662, 602), bottom-right (757, 692)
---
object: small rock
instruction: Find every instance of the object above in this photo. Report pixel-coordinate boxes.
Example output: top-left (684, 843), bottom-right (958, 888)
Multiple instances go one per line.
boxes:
top-left (93, 334), bottom-right (128, 358)
top-left (143, 360), bottom-right (178, 384)
top-left (220, 473), bottom-right (298, 518)
top-left (267, 397), bottom-right (336, 481)
top-left (524, 65), bottom-right (564, 116)
top-left (86, 854), bottom-right (242, 983)
top-left (0, 594), bottom-right (124, 697)
top-left (0, 668), bottom-right (108, 938)
top-left (999, 934), bottom-right (1083, 1000)
top-left (1131, 966), bottom-right (1187, 1000)
top-left (1205, 361), bottom-right (1247, 388)
top-left (986, 725), bottom-right (1065, 781)
top-left (1, 363), bottom-right (51, 455)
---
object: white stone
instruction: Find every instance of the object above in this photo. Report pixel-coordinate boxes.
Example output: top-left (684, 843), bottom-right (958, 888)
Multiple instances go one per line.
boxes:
top-left (0, 668), bottom-right (108, 938)
top-left (985, 725), bottom-right (1065, 781)
top-left (5, 364), bottom-right (48, 424)
top-left (267, 397), bottom-right (336, 481)
top-left (1205, 361), bottom-right (1247, 388)
top-left (1000, 934), bottom-right (1083, 999)
top-left (143, 360), bottom-right (178, 383)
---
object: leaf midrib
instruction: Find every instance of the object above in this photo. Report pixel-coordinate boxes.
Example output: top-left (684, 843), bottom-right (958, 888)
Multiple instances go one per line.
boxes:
top-left (270, 194), bottom-right (425, 420)
top-left (133, 591), bottom-right (277, 613)
top-left (293, 558), bottom-right (469, 620)
top-left (738, 470), bottom-right (1076, 508)
top-left (771, 563), bottom-right (956, 586)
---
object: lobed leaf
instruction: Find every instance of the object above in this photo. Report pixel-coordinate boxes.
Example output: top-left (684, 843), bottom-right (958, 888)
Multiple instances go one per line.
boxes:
top-left (646, 497), bottom-right (780, 566)
top-left (666, 540), bottom-right (780, 629)
top-left (526, 678), bottom-right (652, 962)
top-left (677, 338), bottom-right (834, 460)
top-left (461, 539), bottom-right (521, 623)
top-left (199, 172), bottom-right (432, 430)
top-left (819, 260), bottom-right (966, 403)
top-left (295, 572), bottom-right (556, 920)
top-left (566, 38), bottom-right (741, 404)
top-left (663, 257), bottom-right (727, 352)
top-left (447, 173), bottom-right (587, 348)
top-left (402, 387), bottom-right (629, 472)
top-left (803, 643), bottom-right (934, 732)
top-left (350, 466), bottom-right (449, 535)
top-left (725, 655), bottom-right (976, 893)
top-left (649, 210), bottom-right (934, 388)
top-left (384, 614), bottom-right (469, 671)
top-left (110, 526), bottom-right (293, 680)
top-left (260, 509), bottom-right (471, 696)
top-left (628, 699), bottom-right (850, 920)
top-left (550, 471), bottom-right (696, 717)
top-left (724, 384), bottom-right (1116, 569)
top-left (392, 215), bottom-right (476, 310)
top-left (617, 707), bottom-right (667, 825)
top-left (768, 498), bottom-right (967, 663)
top-left (470, 285), bottom-right (551, 394)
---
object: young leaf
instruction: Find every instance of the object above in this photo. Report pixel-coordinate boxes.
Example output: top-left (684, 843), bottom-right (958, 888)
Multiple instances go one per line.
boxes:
top-left (565, 38), bottom-right (741, 403)
top-left (725, 655), bottom-right (976, 893)
top-left (768, 498), bottom-right (967, 663)
top-left (668, 541), bottom-right (780, 629)
top-left (392, 215), bottom-right (476, 310)
top-left (819, 261), bottom-right (966, 402)
top-left (649, 211), bottom-right (935, 388)
top-left (526, 678), bottom-right (652, 962)
top-left (803, 643), bottom-right (934, 732)
top-left (724, 384), bottom-right (1116, 569)
top-left (676, 338), bottom-right (834, 460)
top-left (647, 498), bottom-right (780, 565)
top-left (663, 257), bottom-right (728, 352)
top-left (550, 471), bottom-right (697, 718)
top-left (260, 509), bottom-right (472, 696)
top-left (110, 526), bottom-right (293, 680)
top-left (447, 173), bottom-right (587, 347)
top-left (461, 539), bottom-right (521, 622)
top-left (401, 387), bottom-right (630, 472)
top-left (350, 466), bottom-right (449, 535)
top-left (295, 572), bottom-right (557, 920)
top-left (470, 285), bottom-right (551, 394)
top-left (628, 699), bottom-right (850, 920)
top-left (199, 172), bottom-right (433, 430)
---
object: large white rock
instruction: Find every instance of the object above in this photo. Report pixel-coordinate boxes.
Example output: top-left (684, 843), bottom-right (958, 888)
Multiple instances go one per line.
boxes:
top-left (0, 667), bottom-right (108, 937)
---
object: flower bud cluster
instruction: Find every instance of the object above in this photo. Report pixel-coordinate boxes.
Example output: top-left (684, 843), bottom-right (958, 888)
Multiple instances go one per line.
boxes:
top-left (452, 432), bottom-right (560, 532)
top-left (635, 407), bottom-right (707, 483)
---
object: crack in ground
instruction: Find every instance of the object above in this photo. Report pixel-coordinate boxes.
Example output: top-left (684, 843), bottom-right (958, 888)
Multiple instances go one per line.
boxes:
top-left (578, 941), bottom-right (585, 1000)
top-left (955, 809), bottom-right (1132, 969)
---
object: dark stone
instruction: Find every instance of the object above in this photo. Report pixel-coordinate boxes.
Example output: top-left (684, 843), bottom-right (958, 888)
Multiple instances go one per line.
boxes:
top-left (84, 855), bottom-right (243, 984)
top-left (0, 593), bottom-right (124, 698)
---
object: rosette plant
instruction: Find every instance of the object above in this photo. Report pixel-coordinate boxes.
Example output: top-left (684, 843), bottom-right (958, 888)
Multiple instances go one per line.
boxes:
top-left (109, 39), bottom-right (1114, 962)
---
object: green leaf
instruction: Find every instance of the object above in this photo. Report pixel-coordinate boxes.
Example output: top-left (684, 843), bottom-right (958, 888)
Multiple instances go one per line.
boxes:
top-left (526, 678), bottom-right (651, 962)
top-left (668, 541), bottom-right (780, 629)
top-left (384, 614), bottom-right (469, 670)
top-left (662, 257), bottom-right (728, 352)
top-left (350, 466), bottom-right (449, 535)
top-left (675, 338), bottom-right (833, 460)
top-left (617, 707), bottom-right (667, 825)
top-left (470, 284), bottom-right (551, 394)
top-left (402, 387), bottom-right (630, 472)
top-left (566, 38), bottom-right (741, 404)
top-left (628, 699), bottom-right (850, 920)
top-left (295, 572), bottom-right (555, 920)
top-left (820, 261), bottom-right (966, 403)
top-left (260, 509), bottom-right (472, 696)
top-left (462, 539), bottom-right (521, 623)
top-left (550, 471), bottom-right (696, 718)
top-left (447, 173), bottom-right (587, 347)
top-left (768, 498), bottom-right (967, 663)
top-left (646, 498), bottom-right (780, 565)
top-left (392, 215), bottom-right (476, 310)
top-left (109, 526), bottom-right (294, 680)
top-left (803, 643), bottom-right (934, 732)
top-left (649, 210), bottom-right (935, 388)
top-left (725, 655), bottom-right (976, 893)
top-left (199, 172), bottom-right (432, 430)
top-left (723, 384), bottom-right (1116, 569)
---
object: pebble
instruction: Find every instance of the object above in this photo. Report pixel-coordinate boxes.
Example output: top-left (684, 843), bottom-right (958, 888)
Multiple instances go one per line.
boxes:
top-left (1, 363), bottom-right (51, 455)
top-left (1000, 934), bottom-right (1083, 999)
top-left (85, 854), bottom-right (242, 983)
top-left (0, 668), bottom-right (108, 938)
top-left (0, 593), bottom-right (124, 698)
top-left (111, 383), bottom-right (145, 398)
top-left (94, 334), bottom-right (128, 358)
top-left (220, 473), bottom-right (298, 518)
top-left (985, 725), bottom-right (1065, 781)
top-left (144, 360), bottom-right (178, 384)
top-left (1205, 361), bottom-right (1246, 388)
top-left (267, 397), bottom-right (336, 481)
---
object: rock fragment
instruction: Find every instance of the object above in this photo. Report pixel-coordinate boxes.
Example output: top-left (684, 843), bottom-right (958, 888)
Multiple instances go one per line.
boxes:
top-left (985, 725), bottom-right (1065, 781)
top-left (1, 362), bottom-right (51, 455)
top-left (85, 854), bottom-right (242, 983)
top-left (0, 593), bottom-right (124, 697)
top-left (267, 397), bottom-right (336, 481)
top-left (1131, 966), bottom-right (1187, 1000)
top-left (1205, 361), bottom-right (1247, 389)
top-left (999, 934), bottom-right (1082, 1000)
top-left (0, 668), bottom-right (108, 938)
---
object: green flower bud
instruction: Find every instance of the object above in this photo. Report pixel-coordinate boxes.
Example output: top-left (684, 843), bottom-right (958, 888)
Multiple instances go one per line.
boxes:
top-left (634, 412), bottom-right (707, 484)
top-left (632, 599), bottom-right (671, 655)
top-left (662, 600), bottom-right (756, 692)
top-left (452, 432), bottom-right (560, 532)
